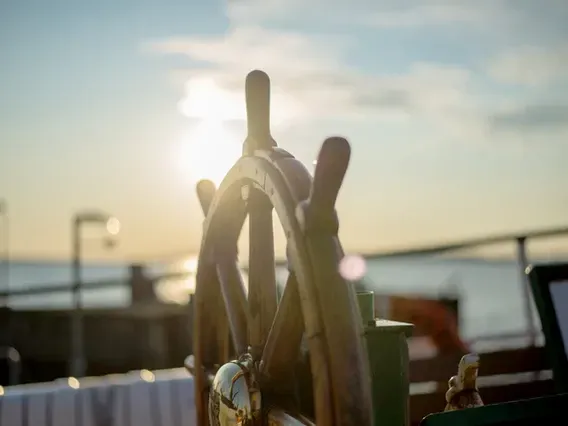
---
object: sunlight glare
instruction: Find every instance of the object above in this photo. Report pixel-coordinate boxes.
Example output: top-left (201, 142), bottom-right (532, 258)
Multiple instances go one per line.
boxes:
top-left (183, 257), bottom-right (198, 273)
top-left (178, 77), bottom-right (244, 121)
top-left (178, 76), bottom-right (299, 124)
top-left (176, 77), bottom-right (299, 186)
top-left (154, 257), bottom-right (198, 304)
top-left (155, 255), bottom-right (250, 304)
top-left (177, 78), bottom-right (243, 186)
top-left (179, 119), bottom-right (242, 187)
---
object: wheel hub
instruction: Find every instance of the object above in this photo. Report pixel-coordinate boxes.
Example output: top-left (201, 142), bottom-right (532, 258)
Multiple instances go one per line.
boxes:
top-left (208, 354), bottom-right (261, 426)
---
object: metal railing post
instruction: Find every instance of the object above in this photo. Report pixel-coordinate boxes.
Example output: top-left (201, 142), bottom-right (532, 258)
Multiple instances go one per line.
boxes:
top-left (70, 218), bottom-right (85, 377)
top-left (516, 237), bottom-right (536, 347)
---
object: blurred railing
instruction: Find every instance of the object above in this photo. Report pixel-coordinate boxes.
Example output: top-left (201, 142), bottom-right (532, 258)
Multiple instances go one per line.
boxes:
top-left (0, 272), bottom-right (188, 299)
top-left (359, 225), bottom-right (568, 346)
top-left (1, 225), bottom-right (567, 366)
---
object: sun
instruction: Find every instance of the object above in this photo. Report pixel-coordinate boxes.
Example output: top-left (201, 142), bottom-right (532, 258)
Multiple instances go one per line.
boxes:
top-left (179, 119), bottom-right (242, 186)
top-left (177, 78), bottom-right (244, 187)
top-left (178, 77), bottom-right (244, 122)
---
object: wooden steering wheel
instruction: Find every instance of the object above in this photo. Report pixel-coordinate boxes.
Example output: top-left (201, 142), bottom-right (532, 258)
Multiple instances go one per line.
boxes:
top-left (189, 70), bottom-right (373, 426)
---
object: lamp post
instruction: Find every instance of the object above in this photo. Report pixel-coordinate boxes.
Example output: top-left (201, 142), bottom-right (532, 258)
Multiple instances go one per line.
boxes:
top-left (70, 210), bottom-right (120, 378)
top-left (0, 199), bottom-right (8, 307)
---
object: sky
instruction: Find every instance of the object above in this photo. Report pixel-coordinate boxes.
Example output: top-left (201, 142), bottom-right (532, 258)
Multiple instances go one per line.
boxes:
top-left (0, 0), bottom-right (567, 262)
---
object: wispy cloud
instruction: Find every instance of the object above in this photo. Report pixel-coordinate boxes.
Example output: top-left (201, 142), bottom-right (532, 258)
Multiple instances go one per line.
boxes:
top-left (488, 44), bottom-right (568, 87)
top-left (362, 3), bottom-right (492, 28)
top-left (149, 26), bottom-right (481, 132)
top-left (490, 104), bottom-right (568, 132)
top-left (226, 0), bottom-right (497, 28)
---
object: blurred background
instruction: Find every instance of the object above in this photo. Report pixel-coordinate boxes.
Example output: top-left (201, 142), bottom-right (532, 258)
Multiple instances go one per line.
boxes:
top-left (0, 0), bottom-right (567, 386)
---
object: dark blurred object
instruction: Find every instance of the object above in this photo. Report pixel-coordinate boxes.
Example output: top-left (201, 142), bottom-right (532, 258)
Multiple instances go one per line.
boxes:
top-left (129, 264), bottom-right (157, 305)
top-left (0, 306), bottom-right (20, 386)
top-left (0, 346), bottom-right (20, 386)
top-left (0, 264), bottom-right (192, 385)
top-left (0, 306), bottom-right (11, 345)
top-left (0, 270), bottom-right (192, 385)
top-left (356, 279), bottom-right (464, 352)
top-left (386, 295), bottom-right (467, 354)
top-left (527, 263), bottom-right (568, 393)
top-left (422, 393), bottom-right (567, 426)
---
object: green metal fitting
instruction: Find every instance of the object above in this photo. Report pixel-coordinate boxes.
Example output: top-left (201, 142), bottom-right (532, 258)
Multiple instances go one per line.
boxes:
top-left (356, 291), bottom-right (414, 426)
top-left (357, 291), bottom-right (375, 324)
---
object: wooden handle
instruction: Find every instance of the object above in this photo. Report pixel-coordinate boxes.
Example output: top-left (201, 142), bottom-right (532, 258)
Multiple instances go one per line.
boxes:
top-left (310, 137), bottom-right (351, 215)
top-left (245, 70), bottom-right (272, 150)
top-left (196, 179), bottom-right (216, 215)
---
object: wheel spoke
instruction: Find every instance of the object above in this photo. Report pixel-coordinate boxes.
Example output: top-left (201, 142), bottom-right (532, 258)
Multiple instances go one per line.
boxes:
top-left (216, 303), bottom-right (230, 362)
top-left (193, 262), bottom-right (224, 426)
top-left (248, 188), bottom-right (278, 357)
top-left (260, 272), bottom-right (304, 384)
top-left (195, 263), bottom-right (226, 366)
top-left (216, 254), bottom-right (250, 356)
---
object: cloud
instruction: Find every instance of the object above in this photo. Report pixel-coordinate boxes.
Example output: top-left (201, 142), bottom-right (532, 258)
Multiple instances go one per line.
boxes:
top-left (226, 0), bottom-right (496, 28)
top-left (362, 3), bottom-right (492, 28)
top-left (149, 26), bottom-right (481, 135)
top-left (489, 44), bottom-right (568, 86)
top-left (146, 0), bottom-right (568, 143)
top-left (490, 104), bottom-right (568, 132)
top-left (225, 0), bottom-right (568, 51)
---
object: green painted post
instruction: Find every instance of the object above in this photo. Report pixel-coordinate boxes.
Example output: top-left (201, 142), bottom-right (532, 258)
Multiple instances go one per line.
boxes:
top-left (357, 291), bottom-right (414, 426)
top-left (357, 291), bottom-right (375, 324)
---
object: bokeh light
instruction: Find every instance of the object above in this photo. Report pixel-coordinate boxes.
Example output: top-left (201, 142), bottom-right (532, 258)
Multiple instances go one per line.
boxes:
top-left (140, 369), bottom-right (156, 382)
top-left (106, 217), bottom-right (120, 235)
top-left (339, 254), bottom-right (367, 281)
top-left (67, 377), bottom-right (80, 389)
